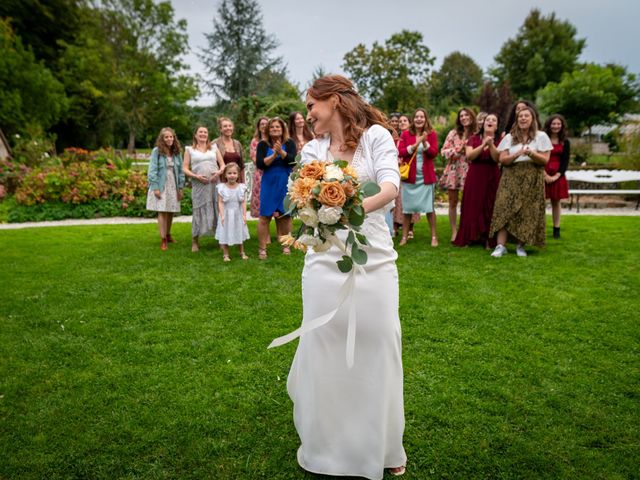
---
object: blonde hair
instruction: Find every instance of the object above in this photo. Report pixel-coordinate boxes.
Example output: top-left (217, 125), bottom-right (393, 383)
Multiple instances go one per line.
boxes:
top-left (218, 117), bottom-right (233, 129)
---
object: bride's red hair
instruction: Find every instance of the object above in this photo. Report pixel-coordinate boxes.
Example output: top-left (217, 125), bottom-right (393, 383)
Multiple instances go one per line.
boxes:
top-left (307, 75), bottom-right (391, 151)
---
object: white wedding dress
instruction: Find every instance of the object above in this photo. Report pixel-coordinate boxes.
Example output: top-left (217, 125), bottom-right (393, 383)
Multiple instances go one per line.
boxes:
top-left (283, 125), bottom-right (406, 480)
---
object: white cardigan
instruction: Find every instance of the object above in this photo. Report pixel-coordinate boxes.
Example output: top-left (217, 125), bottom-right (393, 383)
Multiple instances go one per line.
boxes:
top-left (300, 124), bottom-right (400, 191)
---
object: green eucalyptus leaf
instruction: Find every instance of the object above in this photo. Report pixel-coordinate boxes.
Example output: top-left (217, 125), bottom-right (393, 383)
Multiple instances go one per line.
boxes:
top-left (360, 181), bottom-right (381, 198)
top-left (347, 230), bottom-right (355, 246)
top-left (333, 160), bottom-right (348, 168)
top-left (349, 205), bottom-right (365, 226)
top-left (355, 232), bottom-right (369, 245)
top-left (283, 195), bottom-right (293, 215)
top-left (337, 255), bottom-right (353, 273)
top-left (351, 244), bottom-right (368, 265)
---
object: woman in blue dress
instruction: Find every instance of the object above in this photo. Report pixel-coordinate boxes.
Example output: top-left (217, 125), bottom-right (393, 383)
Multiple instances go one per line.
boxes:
top-left (255, 117), bottom-right (297, 259)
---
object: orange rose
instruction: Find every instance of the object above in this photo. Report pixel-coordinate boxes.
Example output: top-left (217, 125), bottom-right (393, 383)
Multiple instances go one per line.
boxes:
top-left (293, 240), bottom-right (308, 252)
top-left (342, 180), bottom-right (355, 198)
top-left (300, 161), bottom-right (327, 180)
top-left (290, 177), bottom-right (317, 207)
top-left (318, 181), bottom-right (347, 207)
top-left (279, 234), bottom-right (296, 247)
top-left (343, 165), bottom-right (358, 180)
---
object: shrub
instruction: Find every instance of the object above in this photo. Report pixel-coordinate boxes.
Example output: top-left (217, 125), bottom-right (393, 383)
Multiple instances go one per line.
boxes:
top-left (14, 162), bottom-right (147, 208)
top-left (11, 127), bottom-right (57, 167)
top-left (0, 159), bottom-right (31, 195)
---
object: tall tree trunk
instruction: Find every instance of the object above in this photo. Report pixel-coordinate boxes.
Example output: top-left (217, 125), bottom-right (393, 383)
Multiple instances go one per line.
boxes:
top-left (127, 130), bottom-right (136, 154)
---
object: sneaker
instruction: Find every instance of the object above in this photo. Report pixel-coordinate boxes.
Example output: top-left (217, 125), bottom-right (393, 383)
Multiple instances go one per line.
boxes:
top-left (516, 245), bottom-right (527, 257)
top-left (491, 244), bottom-right (507, 258)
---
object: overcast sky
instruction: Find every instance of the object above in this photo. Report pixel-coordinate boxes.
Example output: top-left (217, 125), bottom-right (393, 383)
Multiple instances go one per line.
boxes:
top-left (173, 0), bottom-right (640, 105)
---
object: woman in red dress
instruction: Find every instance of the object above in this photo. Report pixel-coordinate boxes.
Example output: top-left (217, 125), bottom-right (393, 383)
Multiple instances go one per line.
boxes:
top-left (543, 114), bottom-right (570, 239)
top-left (215, 117), bottom-right (245, 183)
top-left (453, 113), bottom-right (501, 248)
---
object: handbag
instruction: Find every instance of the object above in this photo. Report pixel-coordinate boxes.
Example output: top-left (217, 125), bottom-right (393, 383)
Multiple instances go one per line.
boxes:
top-left (399, 146), bottom-right (418, 181)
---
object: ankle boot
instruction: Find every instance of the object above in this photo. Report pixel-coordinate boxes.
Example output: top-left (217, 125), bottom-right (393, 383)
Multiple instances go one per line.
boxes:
top-left (553, 227), bottom-right (560, 239)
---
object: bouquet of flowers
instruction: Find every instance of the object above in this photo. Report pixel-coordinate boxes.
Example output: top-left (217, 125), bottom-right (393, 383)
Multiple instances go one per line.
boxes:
top-left (280, 160), bottom-right (380, 272)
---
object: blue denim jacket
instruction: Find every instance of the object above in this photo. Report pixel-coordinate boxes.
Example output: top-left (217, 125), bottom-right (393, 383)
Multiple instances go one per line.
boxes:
top-left (147, 147), bottom-right (185, 192)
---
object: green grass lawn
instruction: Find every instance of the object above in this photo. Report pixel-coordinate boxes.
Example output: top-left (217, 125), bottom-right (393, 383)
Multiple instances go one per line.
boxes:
top-left (1, 216), bottom-right (638, 479)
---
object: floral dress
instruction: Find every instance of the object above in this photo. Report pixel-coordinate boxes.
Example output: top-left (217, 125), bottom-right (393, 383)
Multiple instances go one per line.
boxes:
top-left (439, 129), bottom-right (469, 191)
top-left (249, 138), bottom-right (263, 218)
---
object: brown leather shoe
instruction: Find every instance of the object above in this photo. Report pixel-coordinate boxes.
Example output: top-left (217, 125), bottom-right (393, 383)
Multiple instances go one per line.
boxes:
top-left (161, 238), bottom-right (168, 250)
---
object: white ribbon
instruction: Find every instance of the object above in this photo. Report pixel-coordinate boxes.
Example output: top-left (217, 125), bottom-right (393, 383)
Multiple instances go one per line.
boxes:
top-left (268, 233), bottom-right (365, 369)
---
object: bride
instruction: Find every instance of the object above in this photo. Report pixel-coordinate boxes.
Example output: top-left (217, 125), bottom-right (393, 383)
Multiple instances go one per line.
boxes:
top-left (279, 75), bottom-right (407, 479)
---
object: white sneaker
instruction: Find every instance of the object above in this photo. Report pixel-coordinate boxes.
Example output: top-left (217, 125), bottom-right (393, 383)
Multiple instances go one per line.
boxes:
top-left (516, 245), bottom-right (528, 257)
top-left (491, 245), bottom-right (507, 258)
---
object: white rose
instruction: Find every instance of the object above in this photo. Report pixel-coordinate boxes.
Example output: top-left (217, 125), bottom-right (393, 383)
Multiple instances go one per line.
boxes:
top-left (324, 164), bottom-right (344, 181)
top-left (298, 207), bottom-right (319, 227)
top-left (318, 206), bottom-right (343, 225)
top-left (298, 233), bottom-right (321, 246)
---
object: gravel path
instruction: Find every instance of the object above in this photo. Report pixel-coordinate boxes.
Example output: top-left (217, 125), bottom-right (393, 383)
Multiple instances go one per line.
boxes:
top-left (1, 205), bottom-right (637, 230)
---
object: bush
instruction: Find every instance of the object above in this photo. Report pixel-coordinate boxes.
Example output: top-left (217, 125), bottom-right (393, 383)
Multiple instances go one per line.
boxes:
top-left (10, 127), bottom-right (57, 167)
top-left (14, 161), bottom-right (147, 207)
top-left (0, 159), bottom-right (31, 195)
top-left (572, 141), bottom-right (592, 164)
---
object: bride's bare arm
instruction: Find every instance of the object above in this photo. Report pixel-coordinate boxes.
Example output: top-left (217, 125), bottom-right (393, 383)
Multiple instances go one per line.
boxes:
top-left (362, 182), bottom-right (397, 213)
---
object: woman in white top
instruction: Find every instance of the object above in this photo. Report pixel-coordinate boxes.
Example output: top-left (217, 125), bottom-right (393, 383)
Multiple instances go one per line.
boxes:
top-left (274, 75), bottom-right (406, 479)
top-left (182, 125), bottom-right (225, 252)
top-left (490, 106), bottom-right (552, 257)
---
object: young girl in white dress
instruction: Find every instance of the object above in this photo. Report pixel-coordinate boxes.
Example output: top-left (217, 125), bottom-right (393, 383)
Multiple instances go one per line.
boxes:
top-left (215, 163), bottom-right (249, 261)
top-left (271, 75), bottom-right (407, 479)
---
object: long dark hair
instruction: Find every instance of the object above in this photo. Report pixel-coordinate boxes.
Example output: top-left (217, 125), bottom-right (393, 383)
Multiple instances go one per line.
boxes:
top-left (478, 113), bottom-right (501, 142)
top-left (409, 108), bottom-right (434, 136)
top-left (307, 75), bottom-right (390, 150)
top-left (265, 117), bottom-right (289, 146)
top-left (455, 107), bottom-right (476, 139)
top-left (544, 114), bottom-right (568, 143)
top-left (155, 127), bottom-right (181, 157)
top-left (504, 99), bottom-right (540, 133)
top-left (253, 116), bottom-right (268, 141)
top-left (510, 106), bottom-right (538, 144)
top-left (288, 111), bottom-right (314, 144)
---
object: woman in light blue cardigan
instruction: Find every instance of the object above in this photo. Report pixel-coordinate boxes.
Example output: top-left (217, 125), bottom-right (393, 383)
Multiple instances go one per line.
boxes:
top-left (146, 127), bottom-right (185, 250)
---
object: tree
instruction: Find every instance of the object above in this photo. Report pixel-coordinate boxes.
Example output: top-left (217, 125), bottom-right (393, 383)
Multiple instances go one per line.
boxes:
top-left (201, 0), bottom-right (284, 101)
top-left (537, 63), bottom-right (640, 133)
top-left (100, 0), bottom-right (198, 152)
top-left (0, 19), bottom-right (68, 137)
top-left (342, 30), bottom-right (435, 112)
top-left (475, 81), bottom-right (515, 130)
top-left (0, 0), bottom-right (83, 70)
top-left (491, 9), bottom-right (586, 99)
top-left (429, 51), bottom-right (483, 112)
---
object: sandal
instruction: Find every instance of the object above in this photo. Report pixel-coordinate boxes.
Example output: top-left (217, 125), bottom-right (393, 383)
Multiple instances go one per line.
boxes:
top-left (241, 254), bottom-right (249, 260)
top-left (258, 248), bottom-right (268, 260)
top-left (223, 255), bottom-right (231, 262)
top-left (431, 236), bottom-right (439, 247)
top-left (282, 246), bottom-right (291, 255)
top-left (388, 466), bottom-right (406, 476)
top-left (398, 237), bottom-right (408, 246)
top-left (191, 242), bottom-right (199, 253)
top-left (166, 234), bottom-right (177, 244)
top-left (407, 231), bottom-right (414, 240)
